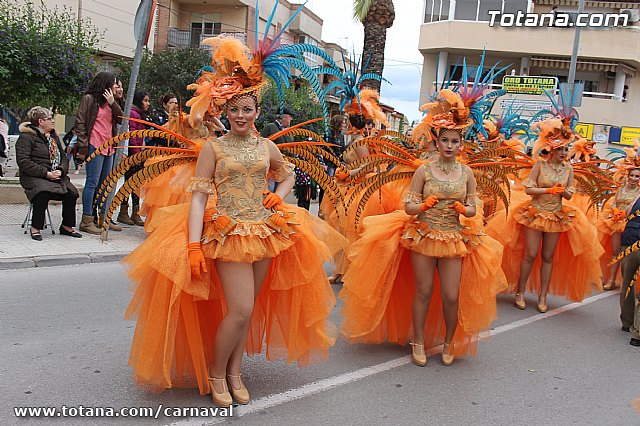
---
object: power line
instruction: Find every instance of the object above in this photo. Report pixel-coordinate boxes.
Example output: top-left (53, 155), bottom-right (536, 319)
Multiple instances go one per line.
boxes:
top-left (154, 3), bottom-right (423, 66)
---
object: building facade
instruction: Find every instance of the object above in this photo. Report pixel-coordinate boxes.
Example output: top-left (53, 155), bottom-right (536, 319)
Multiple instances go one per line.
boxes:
top-left (31, 1), bottom-right (152, 67)
top-left (419, 0), bottom-right (640, 145)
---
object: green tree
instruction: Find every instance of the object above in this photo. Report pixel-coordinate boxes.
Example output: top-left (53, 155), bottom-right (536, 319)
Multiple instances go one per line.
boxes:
top-left (255, 81), bottom-right (325, 137)
top-left (0, 0), bottom-right (100, 120)
top-left (116, 47), bottom-right (211, 110)
top-left (353, 0), bottom-right (395, 92)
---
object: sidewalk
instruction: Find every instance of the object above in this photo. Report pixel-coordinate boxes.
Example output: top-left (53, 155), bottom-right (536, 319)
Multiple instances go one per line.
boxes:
top-left (0, 202), bottom-right (146, 269)
top-left (0, 190), bottom-right (320, 270)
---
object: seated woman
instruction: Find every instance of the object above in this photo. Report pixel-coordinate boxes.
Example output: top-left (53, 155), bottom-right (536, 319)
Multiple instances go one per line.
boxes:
top-left (15, 106), bottom-right (81, 240)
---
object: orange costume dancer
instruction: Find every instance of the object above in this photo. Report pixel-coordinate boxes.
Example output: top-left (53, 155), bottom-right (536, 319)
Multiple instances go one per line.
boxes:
top-left (599, 148), bottom-right (640, 290)
top-left (486, 116), bottom-right (604, 312)
top-left (340, 89), bottom-right (507, 367)
top-left (86, 4), bottom-right (350, 407)
top-left (320, 73), bottom-right (392, 281)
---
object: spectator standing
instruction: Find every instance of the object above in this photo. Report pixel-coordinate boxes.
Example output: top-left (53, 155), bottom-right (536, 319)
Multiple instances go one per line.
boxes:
top-left (618, 193), bottom-right (640, 346)
top-left (149, 93), bottom-right (178, 147)
top-left (74, 71), bottom-right (123, 234)
top-left (0, 109), bottom-right (8, 176)
top-left (62, 127), bottom-right (80, 173)
top-left (261, 107), bottom-right (294, 191)
top-left (117, 90), bottom-right (150, 226)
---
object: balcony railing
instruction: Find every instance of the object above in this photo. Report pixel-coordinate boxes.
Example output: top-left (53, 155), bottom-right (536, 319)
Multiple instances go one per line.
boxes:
top-left (167, 27), bottom-right (246, 49)
top-left (431, 81), bottom-right (624, 101)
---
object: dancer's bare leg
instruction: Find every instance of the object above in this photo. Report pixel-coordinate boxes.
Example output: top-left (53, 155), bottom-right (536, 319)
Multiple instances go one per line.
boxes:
top-left (438, 257), bottom-right (463, 344)
top-left (410, 251), bottom-right (437, 345)
top-left (226, 257), bottom-right (272, 388)
top-left (539, 232), bottom-right (561, 304)
top-left (209, 261), bottom-right (256, 392)
top-left (516, 227), bottom-right (543, 295)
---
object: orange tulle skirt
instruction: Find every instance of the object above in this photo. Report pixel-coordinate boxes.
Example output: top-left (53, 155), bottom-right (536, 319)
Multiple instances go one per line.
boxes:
top-left (486, 199), bottom-right (604, 301)
top-left (123, 203), bottom-right (345, 394)
top-left (319, 176), bottom-right (395, 275)
top-left (139, 162), bottom-right (196, 232)
top-left (598, 202), bottom-right (624, 282)
top-left (339, 211), bottom-right (507, 358)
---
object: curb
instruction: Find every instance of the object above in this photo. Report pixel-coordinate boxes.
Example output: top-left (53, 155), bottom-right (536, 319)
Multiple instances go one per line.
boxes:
top-left (0, 251), bottom-right (130, 270)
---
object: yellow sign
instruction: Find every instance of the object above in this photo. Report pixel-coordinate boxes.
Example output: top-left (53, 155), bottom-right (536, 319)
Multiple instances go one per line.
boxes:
top-left (575, 123), bottom-right (593, 140)
top-left (502, 76), bottom-right (558, 95)
top-left (620, 127), bottom-right (640, 146)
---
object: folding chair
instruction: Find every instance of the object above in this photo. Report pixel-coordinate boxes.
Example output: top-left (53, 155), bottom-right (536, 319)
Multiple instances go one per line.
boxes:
top-left (21, 203), bottom-right (55, 234)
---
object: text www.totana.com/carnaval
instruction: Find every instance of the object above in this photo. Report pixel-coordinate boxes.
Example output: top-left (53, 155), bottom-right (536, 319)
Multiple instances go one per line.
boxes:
top-left (13, 404), bottom-right (233, 419)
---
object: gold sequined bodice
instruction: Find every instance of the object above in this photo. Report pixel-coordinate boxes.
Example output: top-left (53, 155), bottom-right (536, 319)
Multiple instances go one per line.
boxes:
top-left (416, 163), bottom-right (468, 232)
top-left (211, 134), bottom-right (271, 222)
top-left (616, 184), bottom-right (640, 210)
top-left (532, 161), bottom-right (571, 212)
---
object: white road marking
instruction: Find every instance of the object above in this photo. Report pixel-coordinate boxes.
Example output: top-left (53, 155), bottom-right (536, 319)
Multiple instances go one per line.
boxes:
top-left (168, 290), bottom-right (617, 425)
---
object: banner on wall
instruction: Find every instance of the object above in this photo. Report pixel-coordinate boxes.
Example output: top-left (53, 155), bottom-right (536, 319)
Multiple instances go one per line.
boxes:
top-left (620, 127), bottom-right (640, 146)
top-left (575, 123), bottom-right (593, 140)
top-left (501, 76), bottom-right (558, 95)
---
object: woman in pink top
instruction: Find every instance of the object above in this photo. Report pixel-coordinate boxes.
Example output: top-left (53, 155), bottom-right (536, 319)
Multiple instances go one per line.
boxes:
top-left (74, 72), bottom-right (123, 234)
top-left (117, 90), bottom-right (150, 226)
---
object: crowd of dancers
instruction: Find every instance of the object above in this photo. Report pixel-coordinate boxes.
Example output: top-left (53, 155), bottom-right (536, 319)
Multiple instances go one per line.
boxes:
top-left (85, 2), bottom-right (640, 408)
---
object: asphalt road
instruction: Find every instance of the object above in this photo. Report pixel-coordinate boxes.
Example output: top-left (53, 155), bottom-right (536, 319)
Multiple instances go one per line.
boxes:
top-left (1, 263), bottom-right (638, 425)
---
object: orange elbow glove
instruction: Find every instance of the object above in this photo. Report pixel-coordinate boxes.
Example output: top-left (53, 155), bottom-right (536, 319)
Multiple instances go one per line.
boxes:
top-left (420, 196), bottom-right (439, 211)
top-left (545, 183), bottom-right (565, 195)
top-left (188, 242), bottom-right (207, 279)
top-left (262, 190), bottom-right (283, 209)
top-left (612, 208), bottom-right (626, 221)
top-left (449, 201), bottom-right (468, 215)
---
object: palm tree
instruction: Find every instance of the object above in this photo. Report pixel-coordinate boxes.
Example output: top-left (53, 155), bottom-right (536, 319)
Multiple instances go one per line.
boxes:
top-left (353, 0), bottom-right (395, 92)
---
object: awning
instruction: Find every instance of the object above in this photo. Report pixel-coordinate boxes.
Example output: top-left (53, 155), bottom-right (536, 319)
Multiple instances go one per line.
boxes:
top-left (531, 56), bottom-right (637, 78)
top-left (535, 0), bottom-right (640, 8)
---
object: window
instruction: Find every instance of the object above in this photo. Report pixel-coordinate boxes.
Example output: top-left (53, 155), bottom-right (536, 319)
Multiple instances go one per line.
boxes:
top-left (424, 0), bottom-right (450, 23)
top-left (190, 13), bottom-right (222, 47)
top-left (296, 35), bottom-right (320, 66)
top-left (434, 0), bottom-right (527, 22)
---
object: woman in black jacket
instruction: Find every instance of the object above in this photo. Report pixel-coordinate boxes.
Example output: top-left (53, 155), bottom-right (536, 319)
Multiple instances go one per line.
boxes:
top-left (148, 93), bottom-right (178, 147)
top-left (15, 107), bottom-right (81, 240)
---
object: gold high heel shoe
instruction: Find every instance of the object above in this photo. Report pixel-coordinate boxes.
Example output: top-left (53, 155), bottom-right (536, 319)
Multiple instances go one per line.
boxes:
top-left (537, 297), bottom-right (548, 313)
top-left (208, 377), bottom-right (233, 407)
top-left (409, 342), bottom-right (427, 366)
top-left (441, 342), bottom-right (454, 366)
top-left (603, 281), bottom-right (615, 291)
top-left (227, 374), bottom-right (250, 405)
top-left (515, 293), bottom-right (526, 310)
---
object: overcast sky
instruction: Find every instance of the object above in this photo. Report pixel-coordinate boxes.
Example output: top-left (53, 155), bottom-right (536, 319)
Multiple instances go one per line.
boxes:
top-left (293, 0), bottom-right (425, 123)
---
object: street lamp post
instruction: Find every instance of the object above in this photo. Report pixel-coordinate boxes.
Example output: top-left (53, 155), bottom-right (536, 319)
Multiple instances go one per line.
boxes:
top-left (102, 0), bottom-right (154, 240)
top-left (566, 0), bottom-right (585, 100)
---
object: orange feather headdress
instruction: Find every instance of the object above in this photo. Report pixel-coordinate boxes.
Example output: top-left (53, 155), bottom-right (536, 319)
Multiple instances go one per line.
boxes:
top-left (343, 88), bottom-right (389, 127)
top-left (184, 2), bottom-right (338, 128)
top-left (413, 89), bottom-right (473, 142)
top-left (530, 117), bottom-right (575, 159)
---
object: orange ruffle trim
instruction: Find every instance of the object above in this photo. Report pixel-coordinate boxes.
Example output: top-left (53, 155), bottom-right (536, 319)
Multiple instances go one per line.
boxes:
top-left (400, 220), bottom-right (483, 258)
top-left (339, 211), bottom-right (507, 358)
top-left (486, 200), bottom-right (603, 301)
top-left (123, 203), bottom-right (345, 395)
top-left (598, 205), bottom-right (627, 235)
top-left (513, 200), bottom-right (576, 233)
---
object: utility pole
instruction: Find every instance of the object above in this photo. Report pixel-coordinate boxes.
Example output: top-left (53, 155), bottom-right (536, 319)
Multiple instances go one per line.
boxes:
top-left (102, 0), bottom-right (154, 240)
top-left (566, 0), bottom-right (585, 99)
